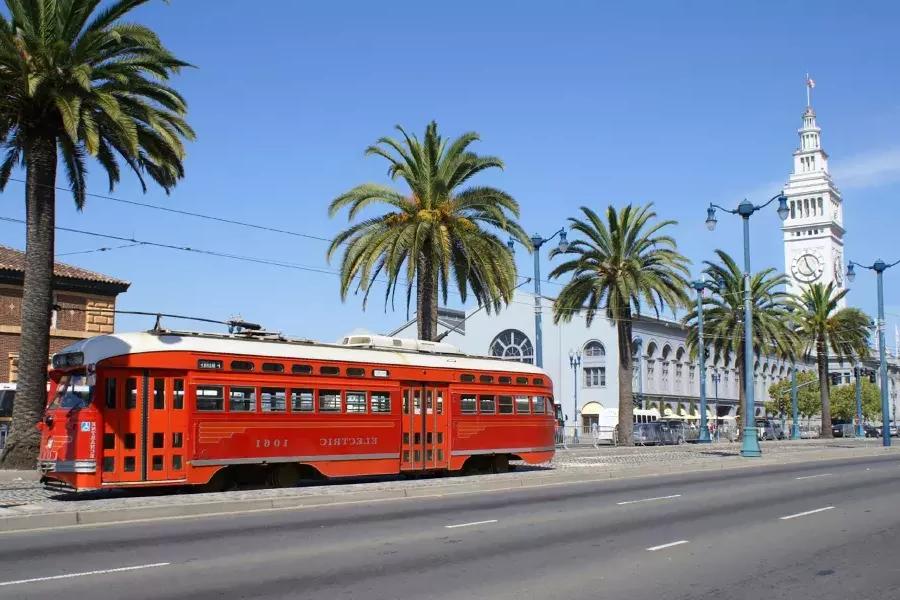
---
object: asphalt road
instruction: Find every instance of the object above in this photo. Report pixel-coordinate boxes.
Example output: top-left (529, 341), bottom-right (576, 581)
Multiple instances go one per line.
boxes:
top-left (2, 455), bottom-right (900, 599)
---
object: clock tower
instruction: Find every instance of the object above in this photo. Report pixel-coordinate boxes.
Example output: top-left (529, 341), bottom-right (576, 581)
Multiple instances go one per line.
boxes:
top-left (782, 79), bottom-right (846, 305)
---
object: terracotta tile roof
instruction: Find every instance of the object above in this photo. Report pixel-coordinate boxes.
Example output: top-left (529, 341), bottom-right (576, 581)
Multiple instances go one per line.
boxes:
top-left (0, 244), bottom-right (129, 286)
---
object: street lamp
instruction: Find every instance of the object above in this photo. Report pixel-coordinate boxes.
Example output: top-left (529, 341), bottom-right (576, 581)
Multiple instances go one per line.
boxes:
top-left (569, 349), bottom-right (582, 443)
top-left (508, 229), bottom-right (568, 368)
top-left (690, 279), bottom-right (716, 443)
top-left (711, 372), bottom-right (721, 441)
top-left (846, 258), bottom-right (900, 447)
top-left (854, 363), bottom-right (864, 438)
top-left (790, 367), bottom-right (800, 440)
top-left (706, 192), bottom-right (789, 457)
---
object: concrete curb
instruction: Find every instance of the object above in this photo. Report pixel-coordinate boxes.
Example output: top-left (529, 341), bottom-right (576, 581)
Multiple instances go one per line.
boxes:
top-left (1, 446), bottom-right (897, 533)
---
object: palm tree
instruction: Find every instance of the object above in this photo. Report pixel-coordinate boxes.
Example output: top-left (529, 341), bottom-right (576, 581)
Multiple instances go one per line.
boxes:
top-left (791, 282), bottom-right (871, 438)
top-left (683, 250), bottom-right (798, 432)
top-left (0, 0), bottom-right (194, 468)
top-left (328, 121), bottom-right (528, 341)
top-left (549, 204), bottom-right (691, 443)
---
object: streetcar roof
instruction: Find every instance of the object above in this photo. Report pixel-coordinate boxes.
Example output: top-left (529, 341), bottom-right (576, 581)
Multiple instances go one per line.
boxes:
top-left (55, 331), bottom-right (548, 376)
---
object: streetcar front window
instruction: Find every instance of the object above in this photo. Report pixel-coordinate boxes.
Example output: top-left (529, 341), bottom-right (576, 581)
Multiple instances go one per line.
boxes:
top-left (49, 373), bottom-right (93, 410)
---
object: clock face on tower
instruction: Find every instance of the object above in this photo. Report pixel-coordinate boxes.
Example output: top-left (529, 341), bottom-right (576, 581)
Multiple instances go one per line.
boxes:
top-left (792, 252), bottom-right (824, 283)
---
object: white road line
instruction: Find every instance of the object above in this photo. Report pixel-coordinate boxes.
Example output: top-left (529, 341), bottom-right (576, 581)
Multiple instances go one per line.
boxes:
top-left (646, 540), bottom-right (689, 552)
top-left (444, 519), bottom-right (498, 529)
top-left (780, 506), bottom-right (835, 520)
top-left (0, 562), bottom-right (171, 587)
top-left (795, 473), bottom-right (832, 480)
top-left (617, 494), bottom-right (681, 506)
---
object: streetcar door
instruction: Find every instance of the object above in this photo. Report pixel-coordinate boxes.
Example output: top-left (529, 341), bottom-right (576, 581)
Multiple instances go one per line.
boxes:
top-left (400, 384), bottom-right (448, 471)
top-left (101, 370), bottom-right (144, 483)
top-left (145, 374), bottom-right (188, 482)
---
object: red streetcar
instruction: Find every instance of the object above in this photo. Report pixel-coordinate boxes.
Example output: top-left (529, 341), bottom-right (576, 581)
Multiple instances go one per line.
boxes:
top-left (39, 328), bottom-right (557, 491)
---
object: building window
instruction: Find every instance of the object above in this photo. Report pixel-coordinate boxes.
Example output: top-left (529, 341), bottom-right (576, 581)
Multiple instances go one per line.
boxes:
top-left (583, 341), bottom-right (605, 358)
top-left (584, 367), bottom-right (606, 388)
top-left (489, 329), bottom-right (534, 364)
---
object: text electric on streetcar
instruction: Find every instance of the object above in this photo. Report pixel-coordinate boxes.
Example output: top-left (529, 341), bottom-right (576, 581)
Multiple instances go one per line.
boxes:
top-left (39, 329), bottom-right (557, 491)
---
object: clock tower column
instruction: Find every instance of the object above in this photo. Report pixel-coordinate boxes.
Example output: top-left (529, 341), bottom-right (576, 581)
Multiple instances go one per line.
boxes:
top-left (782, 78), bottom-right (846, 305)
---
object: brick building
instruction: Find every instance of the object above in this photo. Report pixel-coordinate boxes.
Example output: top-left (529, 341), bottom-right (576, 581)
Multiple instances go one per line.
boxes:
top-left (0, 244), bottom-right (130, 382)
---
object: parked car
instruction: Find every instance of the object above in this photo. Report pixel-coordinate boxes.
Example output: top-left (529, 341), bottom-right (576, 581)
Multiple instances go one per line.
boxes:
top-left (756, 419), bottom-right (785, 441)
top-left (662, 420), bottom-right (688, 444)
top-left (865, 424), bottom-right (882, 438)
top-left (799, 426), bottom-right (819, 439)
top-left (632, 422), bottom-right (662, 446)
top-left (831, 421), bottom-right (854, 438)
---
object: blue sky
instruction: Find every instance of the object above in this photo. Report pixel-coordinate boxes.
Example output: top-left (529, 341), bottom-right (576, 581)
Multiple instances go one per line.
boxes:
top-left (2, 0), bottom-right (900, 345)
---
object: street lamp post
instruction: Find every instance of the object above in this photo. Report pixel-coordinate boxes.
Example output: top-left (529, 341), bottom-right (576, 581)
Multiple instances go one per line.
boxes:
top-left (706, 193), bottom-right (790, 457)
top-left (791, 367), bottom-right (800, 440)
top-left (711, 372), bottom-right (721, 441)
top-left (690, 279), bottom-right (715, 443)
top-left (855, 363), bottom-right (864, 438)
top-left (508, 229), bottom-right (569, 368)
top-left (847, 259), bottom-right (900, 447)
top-left (569, 350), bottom-right (581, 444)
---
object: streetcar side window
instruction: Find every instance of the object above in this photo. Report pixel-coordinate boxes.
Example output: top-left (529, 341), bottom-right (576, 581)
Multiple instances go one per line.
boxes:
top-left (516, 395), bottom-right (531, 414)
top-left (479, 395), bottom-right (496, 414)
top-left (347, 367), bottom-right (365, 377)
top-left (460, 394), bottom-right (477, 414)
top-left (479, 375), bottom-right (494, 384)
top-left (320, 366), bottom-right (340, 376)
top-left (231, 361), bottom-right (254, 372)
top-left (105, 378), bottom-right (116, 409)
top-left (173, 379), bottom-right (184, 409)
top-left (460, 374), bottom-right (475, 383)
top-left (516, 376), bottom-right (528, 385)
top-left (291, 389), bottom-right (314, 412)
top-left (153, 378), bottom-right (165, 409)
top-left (533, 396), bottom-right (546, 414)
top-left (292, 364), bottom-right (312, 375)
top-left (262, 362), bottom-right (284, 373)
top-left (498, 396), bottom-right (514, 414)
top-left (229, 386), bottom-right (257, 412)
top-left (499, 376), bottom-right (512, 384)
top-left (371, 391), bottom-right (391, 413)
top-left (318, 390), bottom-right (341, 412)
top-left (196, 385), bottom-right (224, 411)
top-left (346, 391), bottom-right (366, 413)
top-left (261, 387), bottom-right (286, 412)
top-left (125, 378), bottom-right (137, 409)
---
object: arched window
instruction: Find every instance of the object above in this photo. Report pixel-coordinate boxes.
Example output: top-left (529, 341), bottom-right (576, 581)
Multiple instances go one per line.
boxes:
top-left (584, 341), bottom-right (605, 358)
top-left (489, 329), bottom-right (534, 364)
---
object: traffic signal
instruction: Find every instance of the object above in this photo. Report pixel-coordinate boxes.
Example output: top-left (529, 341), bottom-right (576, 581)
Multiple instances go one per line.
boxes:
top-left (829, 372), bottom-right (842, 386)
top-left (869, 370), bottom-right (877, 384)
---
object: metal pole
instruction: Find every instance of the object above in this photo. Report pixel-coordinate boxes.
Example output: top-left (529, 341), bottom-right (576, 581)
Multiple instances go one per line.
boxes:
top-left (740, 210), bottom-right (762, 457)
top-left (791, 367), bottom-right (800, 440)
top-left (713, 374), bottom-right (720, 441)
top-left (533, 239), bottom-right (543, 368)
top-left (876, 266), bottom-right (891, 447)
top-left (572, 354), bottom-right (580, 443)
top-left (694, 284), bottom-right (710, 442)
top-left (855, 363), bottom-right (864, 438)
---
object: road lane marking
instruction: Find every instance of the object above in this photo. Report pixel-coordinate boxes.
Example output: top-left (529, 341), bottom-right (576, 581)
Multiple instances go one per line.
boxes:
top-left (445, 519), bottom-right (498, 529)
top-left (617, 494), bottom-right (681, 505)
top-left (646, 540), bottom-right (689, 552)
top-left (0, 562), bottom-right (170, 587)
top-left (795, 473), bottom-right (832, 480)
top-left (780, 506), bottom-right (835, 520)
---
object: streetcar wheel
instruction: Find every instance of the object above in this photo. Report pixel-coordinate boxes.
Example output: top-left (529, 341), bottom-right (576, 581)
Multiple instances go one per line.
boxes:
top-left (492, 455), bottom-right (509, 473)
top-left (270, 464), bottom-right (301, 488)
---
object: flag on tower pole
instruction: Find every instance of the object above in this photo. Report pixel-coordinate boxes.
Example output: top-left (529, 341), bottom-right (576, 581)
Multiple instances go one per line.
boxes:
top-left (805, 74), bottom-right (815, 106)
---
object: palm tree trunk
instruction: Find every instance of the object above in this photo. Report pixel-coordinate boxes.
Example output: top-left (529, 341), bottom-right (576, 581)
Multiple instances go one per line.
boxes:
top-left (617, 312), bottom-right (634, 444)
top-left (1, 134), bottom-right (58, 469)
top-left (416, 255), bottom-right (438, 341)
top-left (818, 339), bottom-right (832, 438)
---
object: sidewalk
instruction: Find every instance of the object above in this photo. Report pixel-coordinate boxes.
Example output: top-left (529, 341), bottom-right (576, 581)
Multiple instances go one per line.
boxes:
top-left (0, 439), bottom-right (895, 533)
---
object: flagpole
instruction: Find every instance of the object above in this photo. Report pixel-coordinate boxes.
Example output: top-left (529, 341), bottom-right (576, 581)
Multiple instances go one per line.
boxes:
top-left (806, 73), bottom-right (811, 106)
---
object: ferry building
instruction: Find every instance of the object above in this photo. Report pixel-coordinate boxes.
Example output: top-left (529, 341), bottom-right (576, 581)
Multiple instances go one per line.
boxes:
top-left (392, 90), bottom-right (900, 429)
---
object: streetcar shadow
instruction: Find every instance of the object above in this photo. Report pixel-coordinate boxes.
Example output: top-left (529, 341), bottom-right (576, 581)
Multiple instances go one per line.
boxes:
top-left (46, 462), bottom-right (553, 502)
